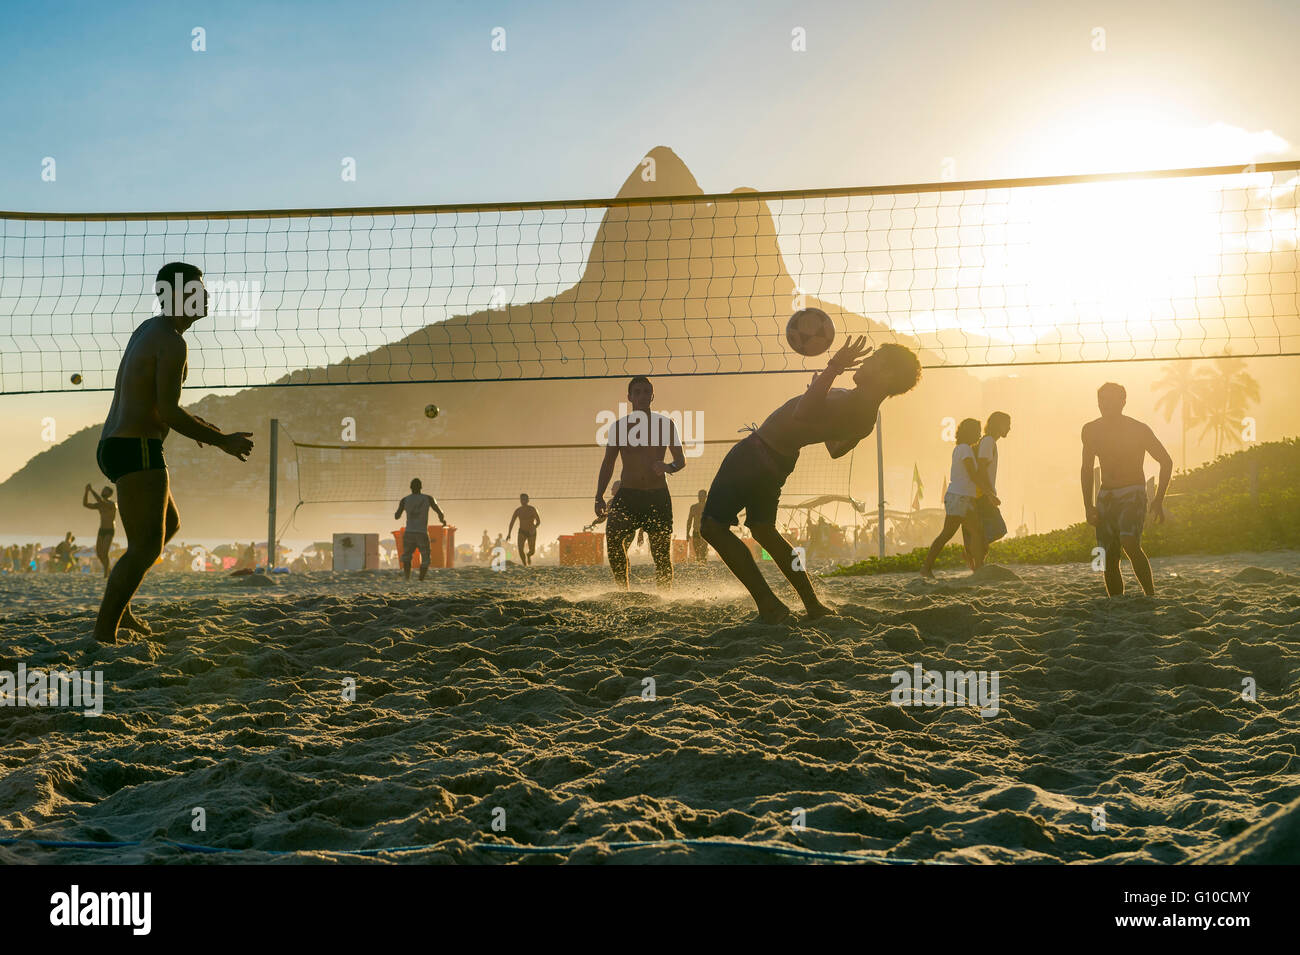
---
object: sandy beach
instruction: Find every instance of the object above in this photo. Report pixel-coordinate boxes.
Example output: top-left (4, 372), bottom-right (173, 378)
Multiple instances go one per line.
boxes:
top-left (1, 551), bottom-right (1296, 865)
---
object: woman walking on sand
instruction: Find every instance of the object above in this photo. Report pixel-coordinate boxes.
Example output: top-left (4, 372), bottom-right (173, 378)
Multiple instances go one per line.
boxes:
top-left (921, 418), bottom-right (999, 579)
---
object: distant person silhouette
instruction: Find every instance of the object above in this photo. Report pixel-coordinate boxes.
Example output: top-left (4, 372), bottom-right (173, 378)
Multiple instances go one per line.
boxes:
top-left (1081, 382), bottom-right (1173, 596)
top-left (83, 483), bottom-right (117, 577)
top-left (93, 262), bottom-right (254, 641)
top-left (394, 477), bottom-right (446, 581)
top-left (53, 532), bottom-right (77, 572)
top-left (507, 493), bottom-right (541, 567)
top-left (701, 339), bottom-right (922, 621)
top-left (685, 489), bottom-right (709, 562)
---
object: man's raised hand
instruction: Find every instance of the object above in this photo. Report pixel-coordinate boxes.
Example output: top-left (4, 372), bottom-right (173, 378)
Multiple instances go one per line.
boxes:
top-left (829, 335), bottom-right (873, 372)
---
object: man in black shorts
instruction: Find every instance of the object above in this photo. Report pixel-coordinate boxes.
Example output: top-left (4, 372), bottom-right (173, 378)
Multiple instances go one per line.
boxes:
top-left (507, 493), bottom-right (541, 567)
top-left (701, 338), bottom-right (922, 622)
top-left (594, 376), bottom-right (686, 590)
top-left (93, 262), bottom-right (255, 641)
top-left (685, 489), bottom-right (709, 563)
top-left (82, 483), bottom-right (118, 577)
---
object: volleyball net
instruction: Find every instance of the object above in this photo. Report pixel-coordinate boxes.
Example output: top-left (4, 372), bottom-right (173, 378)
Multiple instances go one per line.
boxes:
top-left (2, 161), bottom-right (1297, 395)
top-left (288, 437), bottom-right (859, 508)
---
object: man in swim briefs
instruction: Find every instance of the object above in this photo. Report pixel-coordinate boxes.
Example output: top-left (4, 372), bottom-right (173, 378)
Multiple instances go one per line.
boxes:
top-left (1081, 382), bottom-right (1173, 596)
top-left (700, 337), bottom-right (922, 623)
top-left (594, 376), bottom-right (686, 590)
top-left (507, 493), bottom-right (541, 567)
top-left (93, 261), bottom-right (255, 642)
top-left (83, 484), bottom-right (118, 578)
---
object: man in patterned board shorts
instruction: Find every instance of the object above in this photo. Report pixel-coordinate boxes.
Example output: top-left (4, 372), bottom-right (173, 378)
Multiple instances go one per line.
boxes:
top-left (1080, 382), bottom-right (1173, 596)
top-left (594, 376), bottom-right (687, 591)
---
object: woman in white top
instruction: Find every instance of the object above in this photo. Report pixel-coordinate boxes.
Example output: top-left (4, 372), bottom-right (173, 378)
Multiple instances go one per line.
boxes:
top-left (921, 418), bottom-right (999, 578)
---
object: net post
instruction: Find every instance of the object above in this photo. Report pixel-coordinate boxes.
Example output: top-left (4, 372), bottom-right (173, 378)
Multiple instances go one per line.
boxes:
top-left (268, 418), bottom-right (278, 570)
top-left (876, 410), bottom-right (885, 560)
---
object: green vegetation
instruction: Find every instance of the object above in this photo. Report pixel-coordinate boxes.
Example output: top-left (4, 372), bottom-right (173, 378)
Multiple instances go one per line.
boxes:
top-left (829, 438), bottom-right (1300, 577)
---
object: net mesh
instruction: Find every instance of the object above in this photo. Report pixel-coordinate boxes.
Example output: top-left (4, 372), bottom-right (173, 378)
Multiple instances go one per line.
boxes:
top-left (3, 161), bottom-right (1296, 395)
top-left (290, 438), bottom-right (857, 506)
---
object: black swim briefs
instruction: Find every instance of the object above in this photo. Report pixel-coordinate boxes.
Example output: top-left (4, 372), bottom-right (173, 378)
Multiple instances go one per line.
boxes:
top-left (96, 437), bottom-right (166, 483)
top-left (703, 432), bottom-right (798, 528)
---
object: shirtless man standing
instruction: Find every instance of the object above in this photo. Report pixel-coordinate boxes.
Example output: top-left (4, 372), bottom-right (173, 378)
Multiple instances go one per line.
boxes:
top-left (701, 338), bottom-right (922, 622)
top-left (93, 262), bottom-right (255, 641)
top-left (507, 493), bottom-right (541, 567)
top-left (1081, 382), bottom-right (1173, 597)
top-left (685, 490), bottom-right (709, 563)
top-left (595, 376), bottom-right (686, 590)
top-left (395, 477), bottom-right (447, 580)
top-left (83, 484), bottom-right (117, 577)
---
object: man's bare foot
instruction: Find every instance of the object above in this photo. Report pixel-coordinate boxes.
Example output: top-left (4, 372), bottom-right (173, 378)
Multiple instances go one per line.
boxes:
top-left (120, 609), bottom-right (152, 635)
top-left (803, 601), bottom-right (836, 621)
top-left (756, 601), bottom-right (796, 625)
top-left (920, 568), bottom-right (936, 580)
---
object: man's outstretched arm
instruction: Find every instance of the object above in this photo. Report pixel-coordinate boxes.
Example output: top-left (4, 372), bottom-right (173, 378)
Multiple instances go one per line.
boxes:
top-left (156, 340), bottom-right (252, 459)
top-left (430, 496), bottom-right (446, 524)
top-left (82, 485), bottom-right (97, 509)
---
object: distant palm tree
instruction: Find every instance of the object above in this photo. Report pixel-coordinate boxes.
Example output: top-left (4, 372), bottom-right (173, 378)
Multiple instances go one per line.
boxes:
top-left (1195, 353), bottom-right (1261, 457)
top-left (1152, 361), bottom-right (1206, 470)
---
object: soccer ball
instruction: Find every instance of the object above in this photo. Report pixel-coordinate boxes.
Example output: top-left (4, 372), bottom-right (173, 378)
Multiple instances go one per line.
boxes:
top-left (785, 307), bottom-right (836, 357)
top-left (70, 373), bottom-right (83, 385)
top-left (424, 403), bottom-right (440, 419)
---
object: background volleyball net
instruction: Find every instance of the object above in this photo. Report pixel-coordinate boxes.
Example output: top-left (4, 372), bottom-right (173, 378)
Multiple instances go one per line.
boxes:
top-left (3, 161), bottom-right (1297, 395)
top-left (289, 437), bottom-right (859, 508)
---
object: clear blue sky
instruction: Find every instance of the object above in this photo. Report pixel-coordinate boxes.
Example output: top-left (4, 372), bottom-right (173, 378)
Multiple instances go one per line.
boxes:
top-left (2, 0), bottom-right (1296, 213)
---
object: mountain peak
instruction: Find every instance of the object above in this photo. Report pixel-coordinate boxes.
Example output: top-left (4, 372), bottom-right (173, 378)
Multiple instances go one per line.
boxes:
top-left (614, 146), bottom-right (702, 199)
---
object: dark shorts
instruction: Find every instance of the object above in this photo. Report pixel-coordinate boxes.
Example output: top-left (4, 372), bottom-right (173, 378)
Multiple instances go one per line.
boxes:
top-left (518, 528), bottom-right (536, 552)
top-left (1096, 485), bottom-right (1147, 554)
top-left (97, 527), bottom-right (115, 541)
top-left (401, 530), bottom-right (430, 564)
top-left (97, 437), bottom-right (166, 483)
top-left (702, 433), bottom-right (798, 529)
top-left (977, 496), bottom-right (1007, 543)
top-left (607, 487), bottom-right (673, 538)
